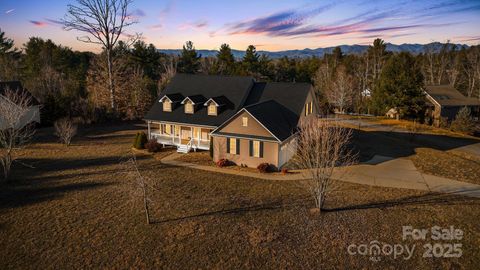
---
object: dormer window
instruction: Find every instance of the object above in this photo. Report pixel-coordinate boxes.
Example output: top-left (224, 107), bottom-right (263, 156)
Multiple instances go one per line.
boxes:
top-left (204, 97), bottom-right (227, 116)
top-left (163, 100), bottom-right (172, 112)
top-left (208, 104), bottom-right (217, 116)
top-left (181, 96), bottom-right (206, 114)
top-left (185, 101), bottom-right (194, 114)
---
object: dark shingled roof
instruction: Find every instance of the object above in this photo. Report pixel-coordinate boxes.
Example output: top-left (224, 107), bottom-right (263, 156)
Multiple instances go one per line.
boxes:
top-left (183, 95), bottom-right (207, 104)
top-left (0, 81), bottom-right (39, 105)
top-left (211, 82), bottom-right (312, 141)
top-left (163, 93), bottom-right (184, 102)
top-left (144, 74), bottom-right (313, 140)
top-left (425, 85), bottom-right (480, 107)
top-left (208, 96), bottom-right (231, 106)
top-left (244, 81), bottom-right (311, 118)
top-left (244, 100), bottom-right (300, 141)
top-left (144, 74), bottom-right (254, 126)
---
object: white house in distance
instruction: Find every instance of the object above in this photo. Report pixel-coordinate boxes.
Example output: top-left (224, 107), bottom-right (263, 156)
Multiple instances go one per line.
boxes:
top-left (0, 81), bottom-right (40, 129)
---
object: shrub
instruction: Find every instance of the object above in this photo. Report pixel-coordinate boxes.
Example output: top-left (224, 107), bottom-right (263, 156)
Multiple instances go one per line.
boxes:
top-left (145, 139), bottom-right (162, 153)
top-left (257, 163), bottom-right (273, 173)
top-left (450, 107), bottom-right (476, 135)
top-left (133, 132), bottom-right (148, 149)
top-left (54, 118), bottom-right (77, 146)
top-left (216, 159), bottom-right (231, 168)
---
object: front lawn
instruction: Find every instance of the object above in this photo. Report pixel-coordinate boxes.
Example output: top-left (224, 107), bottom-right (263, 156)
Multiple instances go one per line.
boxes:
top-left (0, 123), bottom-right (478, 269)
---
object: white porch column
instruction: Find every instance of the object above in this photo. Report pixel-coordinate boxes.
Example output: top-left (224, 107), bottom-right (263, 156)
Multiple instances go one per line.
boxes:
top-left (147, 121), bottom-right (151, 139)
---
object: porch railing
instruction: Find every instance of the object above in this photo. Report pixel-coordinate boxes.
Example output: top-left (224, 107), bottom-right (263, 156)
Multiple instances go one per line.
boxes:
top-left (150, 132), bottom-right (210, 149)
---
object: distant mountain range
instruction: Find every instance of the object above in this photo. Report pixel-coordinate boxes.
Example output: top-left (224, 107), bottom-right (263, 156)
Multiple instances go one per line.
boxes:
top-left (158, 42), bottom-right (469, 59)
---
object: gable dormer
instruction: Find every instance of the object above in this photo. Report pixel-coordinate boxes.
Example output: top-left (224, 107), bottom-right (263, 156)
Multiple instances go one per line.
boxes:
top-left (159, 93), bottom-right (184, 112)
top-left (181, 95), bottom-right (207, 114)
top-left (204, 96), bottom-right (231, 116)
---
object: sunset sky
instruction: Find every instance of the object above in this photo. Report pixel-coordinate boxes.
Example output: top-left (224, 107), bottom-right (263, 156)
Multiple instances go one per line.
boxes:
top-left (1, 0), bottom-right (480, 52)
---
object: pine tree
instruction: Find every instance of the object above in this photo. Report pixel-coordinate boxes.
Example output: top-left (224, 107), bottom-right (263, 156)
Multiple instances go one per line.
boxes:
top-left (372, 52), bottom-right (425, 118)
top-left (0, 29), bottom-right (21, 81)
top-left (178, 41), bottom-right (201, 74)
top-left (242, 45), bottom-right (259, 75)
top-left (216, 43), bottom-right (235, 75)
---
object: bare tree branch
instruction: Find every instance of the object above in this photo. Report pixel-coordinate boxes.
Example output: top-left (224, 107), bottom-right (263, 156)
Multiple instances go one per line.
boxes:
top-left (61, 0), bottom-right (137, 111)
top-left (0, 88), bottom-right (37, 180)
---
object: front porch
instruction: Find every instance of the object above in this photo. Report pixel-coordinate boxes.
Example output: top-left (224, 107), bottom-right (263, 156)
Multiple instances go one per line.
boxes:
top-left (147, 121), bottom-right (212, 152)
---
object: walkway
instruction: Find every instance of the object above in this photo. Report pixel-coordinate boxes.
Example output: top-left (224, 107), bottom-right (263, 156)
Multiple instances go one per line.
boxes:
top-left (160, 153), bottom-right (480, 199)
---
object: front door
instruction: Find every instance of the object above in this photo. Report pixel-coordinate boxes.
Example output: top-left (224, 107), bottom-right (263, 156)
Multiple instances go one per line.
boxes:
top-left (181, 127), bottom-right (192, 144)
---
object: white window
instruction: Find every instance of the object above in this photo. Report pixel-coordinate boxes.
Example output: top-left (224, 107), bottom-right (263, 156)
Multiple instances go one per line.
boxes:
top-left (185, 101), bottom-right (194, 114)
top-left (162, 124), bottom-right (171, 135)
top-left (253, 141), bottom-right (260, 158)
top-left (242, 116), bottom-right (248, 127)
top-left (229, 138), bottom-right (237, 154)
top-left (305, 101), bottom-right (313, 116)
top-left (163, 100), bottom-right (172, 112)
top-left (208, 104), bottom-right (217, 115)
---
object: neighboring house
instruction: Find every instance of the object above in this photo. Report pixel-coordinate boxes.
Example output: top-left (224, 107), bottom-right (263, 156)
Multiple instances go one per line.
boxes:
top-left (424, 85), bottom-right (480, 126)
top-left (0, 81), bottom-right (40, 129)
top-left (144, 74), bottom-right (318, 169)
top-left (385, 107), bottom-right (400, 119)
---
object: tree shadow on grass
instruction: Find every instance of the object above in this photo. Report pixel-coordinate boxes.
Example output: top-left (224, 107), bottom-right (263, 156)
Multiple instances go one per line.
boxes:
top-left (0, 181), bottom-right (111, 210)
top-left (151, 190), bottom-right (480, 224)
top-left (11, 155), bottom-right (152, 182)
top-left (323, 191), bottom-right (480, 213)
top-left (151, 198), bottom-right (310, 224)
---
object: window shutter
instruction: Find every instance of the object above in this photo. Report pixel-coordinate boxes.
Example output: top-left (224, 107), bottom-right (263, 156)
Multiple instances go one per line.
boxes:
top-left (249, 140), bottom-right (253, 157)
top-left (226, 138), bottom-right (230, 154)
top-left (259, 141), bottom-right (264, 158)
top-left (236, 139), bottom-right (240, 155)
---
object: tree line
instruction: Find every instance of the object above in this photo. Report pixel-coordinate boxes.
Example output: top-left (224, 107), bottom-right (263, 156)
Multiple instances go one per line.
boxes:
top-left (1, 28), bottom-right (479, 124)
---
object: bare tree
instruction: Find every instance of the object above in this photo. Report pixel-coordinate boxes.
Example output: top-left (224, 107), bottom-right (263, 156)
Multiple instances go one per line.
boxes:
top-left (0, 88), bottom-right (36, 180)
top-left (158, 58), bottom-right (177, 95)
top-left (62, 0), bottom-right (137, 111)
top-left (200, 57), bottom-right (218, 75)
top-left (463, 48), bottom-right (478, 97)
top-left (120, 154), bottom-right (152, 224)
top-left (292, 118), bottom-right (355, 211)
top-left (325, 66), bottom-right (355, 113)
top-left (54, 118), bottom-right (78, 146)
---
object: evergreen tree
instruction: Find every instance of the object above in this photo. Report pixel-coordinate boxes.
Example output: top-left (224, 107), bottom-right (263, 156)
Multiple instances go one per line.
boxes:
top-left (372, 52), bottom-right (425, 118)
top-left (258, 54), bottom-right (274, 80)
top-left (178, 41), bottom-right (201, 74)
top-left (242, 45), bottom-right (259, 75)
top-left (0, 29), bottom-right (19, 56)
top-left (216, 43), bottom-right (235, 75)
top-left (0, 29), bottom-right (21, 80)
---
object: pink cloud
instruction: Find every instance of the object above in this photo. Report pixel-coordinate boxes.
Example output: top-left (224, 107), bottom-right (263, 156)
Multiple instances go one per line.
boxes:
top-left (178, 20), bottom-right (209, 30)
top-left (30, 20), bottom-right (48, 27)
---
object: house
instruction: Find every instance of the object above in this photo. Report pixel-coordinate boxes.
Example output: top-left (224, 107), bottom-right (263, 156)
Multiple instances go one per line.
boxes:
top-left (424, 85), bottom-right (480, 126)
top-left (0, 81), bottom-right (40, 129)
top-left (144, 74), bottom-right (318, 169)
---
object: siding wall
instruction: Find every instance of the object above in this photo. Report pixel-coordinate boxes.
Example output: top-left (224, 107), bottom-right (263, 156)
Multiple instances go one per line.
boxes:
top-left (278, 135), bottom-right (297, 168)
top-left (219, 111), bottom-right (274, 138)
top-left (213, 136), bottom-right (279, 168)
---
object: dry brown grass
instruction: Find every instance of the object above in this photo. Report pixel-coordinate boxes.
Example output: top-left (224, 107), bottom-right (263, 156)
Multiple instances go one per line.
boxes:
top-left (0, 123), bottom-right (479, 269)
top-left (411, 148), bottom-right (480, 185)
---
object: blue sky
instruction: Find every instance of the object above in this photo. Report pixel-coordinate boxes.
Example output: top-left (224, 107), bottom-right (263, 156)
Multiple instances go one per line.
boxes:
top-left (1, 0), bottom-right (479, 52)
